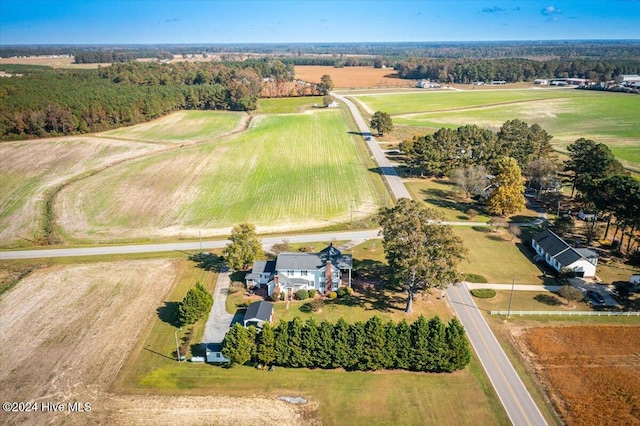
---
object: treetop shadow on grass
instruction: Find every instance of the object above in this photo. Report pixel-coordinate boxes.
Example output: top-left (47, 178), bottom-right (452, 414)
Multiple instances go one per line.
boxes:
top-left (189, 252), bottom-right (226, 272)
top-left (157, 301), bottom-right (181, 327)
top-left (419, 188), bottom-right (484, 217)
top-left (534, 293), bottom-right (563, 306)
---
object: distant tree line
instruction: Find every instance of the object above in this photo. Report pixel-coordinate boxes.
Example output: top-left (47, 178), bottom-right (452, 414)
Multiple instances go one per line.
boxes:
top-left (222, 315), bottom-right (471, 372)
top-left (3, 40), bottom-right (639, 61)
top-left (74, 51), bottom-right (138, 64)
top-left (394, 58), bottom-right (640, 83)
top-left (0, 59), bottom-right (298, 140)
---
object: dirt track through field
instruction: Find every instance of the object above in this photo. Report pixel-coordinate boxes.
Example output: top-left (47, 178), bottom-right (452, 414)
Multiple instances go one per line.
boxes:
top-left (0, 260), bottom-right (310, 425)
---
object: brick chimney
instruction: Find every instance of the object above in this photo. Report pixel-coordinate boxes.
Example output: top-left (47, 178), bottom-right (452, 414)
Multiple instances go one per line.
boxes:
top-left (325, 260), bottom-right (332, 295)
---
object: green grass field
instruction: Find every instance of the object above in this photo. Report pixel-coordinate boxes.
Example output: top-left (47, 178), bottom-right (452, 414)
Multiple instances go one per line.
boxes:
top-left (354, 89), bottom-right (640, 169)
top-left (57, 109), bottom-right (387, 241)
top-left (256, 97), bottom-right (324, 114)
top-left (101, 110), bottom-right (246, 143)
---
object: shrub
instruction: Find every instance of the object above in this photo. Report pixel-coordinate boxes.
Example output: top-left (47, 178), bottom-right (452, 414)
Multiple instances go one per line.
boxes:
top-left (296, 289), bottom-right (309, 300)
top-left (299, 246), bottom-right (315, 253)
top-left (470, 288), bottom-right (496, 298)
top-left (466, 208), bottom-right (478, 219)
top-left (464, 273), bottom-right (488, 283)
top-left (309, 289), bottom-right (317, 298)
top-left (558, 285), bottom-right (585, 302)
top-left (279, 292), bottom-right (285, 301)
top-left (303, 299), bottom-right (324, 312)
top-left (337, 286), bottom-right (352, 298)
top-left (329, 291), bottom-right (337, 299)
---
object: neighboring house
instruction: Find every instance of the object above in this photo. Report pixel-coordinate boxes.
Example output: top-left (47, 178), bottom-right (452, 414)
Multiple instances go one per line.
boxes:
top-left (205, 343), bottom-right (230, 364)
top-left (246, 243), bottom-right (353, 297)
top-left (531, 229), bottom-right (599, 277)
top-left (243, 300), bottom-right (274, 328)
top-left (534, 79), bottom-right (549, 85)
top-left (416, 79), bottom-right (440, 88)
top-left (327, 101), bottom-right (339, 108)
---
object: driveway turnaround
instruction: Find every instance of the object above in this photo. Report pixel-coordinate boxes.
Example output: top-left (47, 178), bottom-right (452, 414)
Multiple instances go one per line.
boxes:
top-left (446, 283), bottom-right (547, 426)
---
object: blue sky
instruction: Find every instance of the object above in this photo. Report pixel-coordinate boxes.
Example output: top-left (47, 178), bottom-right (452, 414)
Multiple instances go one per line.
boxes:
top-left (0, 0), bottom-right (638, 44)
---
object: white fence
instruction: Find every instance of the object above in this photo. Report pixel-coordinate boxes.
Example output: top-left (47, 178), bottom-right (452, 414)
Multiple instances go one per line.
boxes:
top-left (490, 310), bottom-right (640, 317)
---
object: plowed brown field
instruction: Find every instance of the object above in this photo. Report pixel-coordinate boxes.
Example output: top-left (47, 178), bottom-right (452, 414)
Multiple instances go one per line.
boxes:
top-left (519, 326), bottom-right (640, 426)
top-left (0, 261), bottom-right (309, 425)
top-left (294, 65), bottom-right (415, 88)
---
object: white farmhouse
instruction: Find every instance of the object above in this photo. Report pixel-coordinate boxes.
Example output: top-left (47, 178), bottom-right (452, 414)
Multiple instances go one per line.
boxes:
top-left (246, 243), bottom-right (352, 297)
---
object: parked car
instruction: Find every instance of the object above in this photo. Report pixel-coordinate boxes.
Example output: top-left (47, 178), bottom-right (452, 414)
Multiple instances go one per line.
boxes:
top-left (586, 290), bottom-right (605, 304)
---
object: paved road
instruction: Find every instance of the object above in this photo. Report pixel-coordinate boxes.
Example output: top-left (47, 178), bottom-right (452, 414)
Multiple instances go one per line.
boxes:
top-left (331, 92), bottom-right (412, 200)
top-left (0, 230), bottom-right (381, 260)
top-left (202, 270), bottom-right (237, 344)
top-left (445, 283), bottom-right (547, 426)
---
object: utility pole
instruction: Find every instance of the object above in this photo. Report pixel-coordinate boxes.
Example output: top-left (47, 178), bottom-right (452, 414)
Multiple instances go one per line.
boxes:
top-left (174, 327), bottom-right (182, 362)
top-left (507, 278), bottom-right (515, 318)
top-left (350, 199), bottom-right (355, 226)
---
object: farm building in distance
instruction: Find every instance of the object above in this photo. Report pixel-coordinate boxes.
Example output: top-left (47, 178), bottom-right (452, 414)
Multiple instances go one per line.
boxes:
top-left (531, 229), bottom-right (599, 277)
top-left (246, 243), bottom-right (352, 297)
top-left (416, 79), bottom-right (440, 88)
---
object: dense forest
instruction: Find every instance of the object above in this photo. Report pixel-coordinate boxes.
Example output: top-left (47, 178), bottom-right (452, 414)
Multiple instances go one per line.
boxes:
top-left (394, 57), bottom-right (640, 83)
top-left (0, 60), bottom-right (301, 140)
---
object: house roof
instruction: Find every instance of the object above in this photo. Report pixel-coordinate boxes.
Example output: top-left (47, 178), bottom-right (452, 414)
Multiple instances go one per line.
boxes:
top-left (252, 260), bottom-right (276, 274)
top-left (533, 229), bottom-right (598, 267)
top-left (275, 244), bottom-right (352, 271)
top-left (244, 301), bottom-right (273, 323)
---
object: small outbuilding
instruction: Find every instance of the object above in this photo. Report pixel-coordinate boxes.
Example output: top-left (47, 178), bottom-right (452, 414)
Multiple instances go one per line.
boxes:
top-left (205, 343), bottom-right (230, 363)
top-left (243, 301), bottom-right (274, 328)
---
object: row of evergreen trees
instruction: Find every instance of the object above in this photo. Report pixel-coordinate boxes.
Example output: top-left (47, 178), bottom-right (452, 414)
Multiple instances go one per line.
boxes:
top-left (222, 315), bottom-right (471, 373)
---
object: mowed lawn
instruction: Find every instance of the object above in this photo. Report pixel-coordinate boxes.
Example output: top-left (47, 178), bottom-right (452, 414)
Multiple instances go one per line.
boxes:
top-left (256, 96), bottom-right (324, 114)
top-left (100, 110), bottom-right (246, 143)
top-left (454, 226), bottom-right (545, 285)
top-left (57, 109), bottom-right (386, 240)
top-left (355, 89), bottom-right (640, 169)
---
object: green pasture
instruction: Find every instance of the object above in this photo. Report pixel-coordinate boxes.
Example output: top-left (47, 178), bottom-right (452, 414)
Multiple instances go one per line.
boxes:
top-left (355, 89), bottom-right (640, 168)
top-left (59, 109), bottom-right (386, 238)
top-left (256, 96), bottom-right (324, 114)
top-left (101, 110), bottom-right (245, 143)
top-left (454, 226), bottom-right (546, 285)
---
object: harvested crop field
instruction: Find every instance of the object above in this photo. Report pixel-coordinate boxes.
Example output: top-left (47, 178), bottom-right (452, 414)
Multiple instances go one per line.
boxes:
top-left (295, 65), bottom-right (415, 89)
top-left (0, 137), bottom-right (163, 246)
top-left (517, 326), bottom-right (640, 426)
top-left (0, 260), bottom-right (309, 425)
